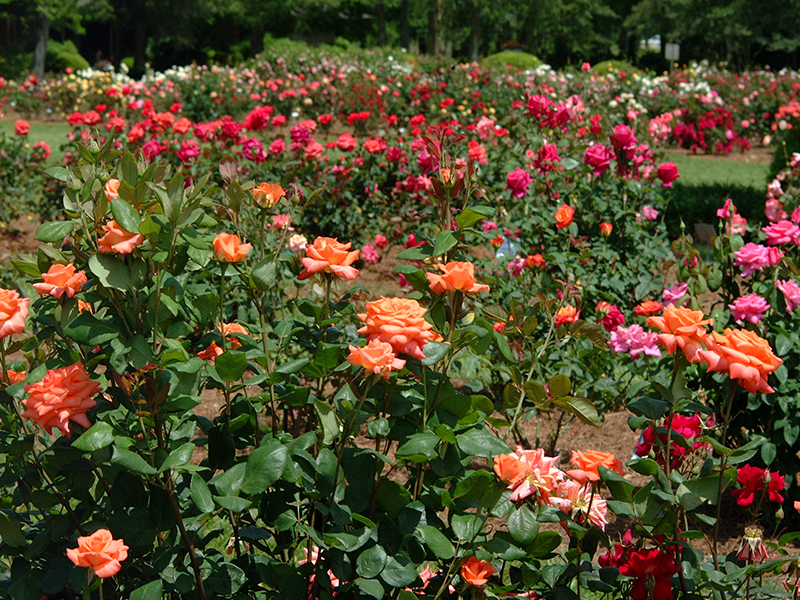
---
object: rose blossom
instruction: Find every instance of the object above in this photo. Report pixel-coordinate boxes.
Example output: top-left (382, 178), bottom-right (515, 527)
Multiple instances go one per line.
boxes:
top-left (656, 162), bottom-right (679, 187)
top-left (213, 233), bottom-right (251, 263)
top-left (67, 529), bottom-right (128, 579)
top-left (427, 262), bottom-right (490, 294)
top-left (609, 324), bottom-right (661, 358)
top-left (0, 288), bottom-right (29, 339)
top-left (505, 168), bottom-right (532, 199)
top-left (104, 178), bottom-right (120, 200)
top-left (22, 362), bottom-right (101, 436)
top-left (555, 204), bottom-right (575, 229)
top-left (14, 119), bottom-right (29, 135)
top-left (555, 305), bottom-right (580, 327)
top-left (717, 198), bottom-right (736, 219)
top-left (584, 144), bottom-right (611, 175)
top-left (734, 243), bottom-right (770, 277)
top-left (763, 220), bottom-right (800, 245)
top-left (98, 220), bottom-right (145, 254)
top-left (730, 293), bottom-right (770, 324)
top-left (197, 322), bottom-right (249, 361)
top-left (661, 282), bottom-right (688, 306)
top-left (697, 328), bottom-right (782, 394)
top-left (298, 237), bottom-right (360, 281)
top-left (639, 205), bottom-right (659, 221)
top-left (357, 297), bottom-right (442, 360)
top-left (646, 304), bottom-right (712, 363)
top-left (775, 279), bottom-right (800, 311)
top-left (347, 339), bottom-right (406, 379)
top-left (252, 182), bottom-right (285, 209)
top-left (33, 263), bottom-right (87, 300)
top-left (461, 557), bottom-right (495, 587)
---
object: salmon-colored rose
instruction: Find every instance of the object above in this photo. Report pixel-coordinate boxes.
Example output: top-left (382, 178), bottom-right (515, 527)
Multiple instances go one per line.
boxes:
top-left (525, 254), bottom-right (545, 269)
top-left (197, 323), bottom-right (249, 361)
top-left (252, 182), bottom-right (285, 209)
top-left (98, 219), bottom-right (144, 254)
top-left (105, 178), bottom-right (120, 200)
top-left (78, 300), bottom-right (93, 314)
top-left (599, 222), bottom-right (613, 236)
top-left (22, 362), bottom-right (101, 436)
top-left (213, 233), bottom-right (251, 263)
top-left (555, 204), bottom-right (575, 229)
top-left (646, 305), bottom-right (713, 363)
top-left (299, 237), bottom-right (360, 281)
top-left (697, 328), bottom-right (782, 394)
top-left (33, 263), bottom-right (87, 300)
top-left (0, 288), bottom-right (29, 338)
top-left (347, 339), bottom-right (406, 378)
top-left (5, 369), bottom-right (25, 385)
top-left (461, 556), bottom-right (496, 587)
top-left (493, 453), bottom-right (530, 484)
top-left (66, 528), bottom-right (128, 578)
top-left (567, 450), bottom-right (624, 483)
top-left (634, 301), bottom-right (662, 316)
top-left (427, 261), bottom-right (490, 295)
top-left (555, 305), bottom-right (580, 327)
top-left (357, 297), bottom-right (442, 360)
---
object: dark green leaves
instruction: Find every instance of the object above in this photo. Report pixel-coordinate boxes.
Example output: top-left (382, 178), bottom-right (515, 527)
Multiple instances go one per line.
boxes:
top-left (240, 440), bottom-right (288, 495)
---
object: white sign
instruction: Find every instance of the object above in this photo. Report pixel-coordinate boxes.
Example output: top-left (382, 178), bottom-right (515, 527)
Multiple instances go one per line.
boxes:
top-left (665, 42), bottom-right (680, 62)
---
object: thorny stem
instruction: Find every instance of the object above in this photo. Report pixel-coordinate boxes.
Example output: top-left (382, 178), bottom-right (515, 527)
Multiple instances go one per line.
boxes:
top-left (712, 380), bottom-right (738, 575)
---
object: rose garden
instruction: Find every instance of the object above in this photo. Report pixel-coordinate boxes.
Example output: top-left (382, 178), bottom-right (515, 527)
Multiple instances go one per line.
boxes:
top-left (3, 43), bottom-right (800, 600)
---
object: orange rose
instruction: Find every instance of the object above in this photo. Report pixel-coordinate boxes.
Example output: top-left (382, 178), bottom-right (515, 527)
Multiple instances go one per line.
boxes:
top-left (555, 204), bottom-right (575, 229)
top-left (98, 219), bottom-right (144, 254)
top-left (427, 261), bottom-right (490, 295)
top-left (252, 182), bottom-right (285, 209)
top-left (5, 369), bottom-right (25, 385)
top-left (493, 453), bottom-right (530, 484)
top-left (357, 297), bottom-right (442, 360)
top-left (697, 328), bottom-right (782, 394)
top-left (213, 233), bottom-right (251, 263)
top-left (567, 450), bottom-right (624, 483)
top-left (347, 339), bottom-right (406, 378)
top-left (555, 305), bottom-right (580, 327)
top-left (634, 301), bottom-right (662, 316)
top-left (104, 179), bottom-right (120, 200)
top-left (646, 305), bottom-right (712, 363)
top-left (599, 222), bottom-right (613, 236)
top-left (197, 322), bottom-right (249, 361)
top-left (0, 288), bottom-right (29, 338)
top-left (461, 556), bottom-right (496, 587)
top-left (33, 263), bottom-right (87, 300)
top-left (22, 362), bottom-right (101, 436)
top-left (299, 237), bottom-right (360, 281)
top-left (66, 528), bottom-right (128, 578)
top-left (525, 254), bottom-right (545, 269)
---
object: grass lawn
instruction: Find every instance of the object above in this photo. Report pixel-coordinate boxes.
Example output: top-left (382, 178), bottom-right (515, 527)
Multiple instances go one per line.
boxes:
top-left (0, 119), bottom-right (71, 164)
top-left (665, 150), bottom-right (770, 189)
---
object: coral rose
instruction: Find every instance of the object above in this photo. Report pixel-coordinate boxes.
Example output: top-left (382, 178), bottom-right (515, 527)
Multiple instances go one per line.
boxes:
top-left (646, 305), bottom-right (712, 363)
top-left (67, 528), bottom-right (128, 578)
top-left (599, 222), bottom-right (613, 236)
top-left (14, 119), bottom-right (29, 136)
top-left (98, 219), bottom-right (144, 254)
top-left (213, 233), bottom-right (251, 263)
top-left (697, 328), bottom-right (782, 394)
top-left (567, 450), bottom-right (624, 483)
top-left (461, 556), bottom-right (496, 587)
top-left (633, 300), bottom-right (662, 316)
top-left (298, 237), bottom-right (360, 281)
top-left (104, 178), bottom-right (120, 200)
top-left (252, 182), bottom-right (285, 209)
top-left (555, 204), bottom-right (575, 229)
top-left (555, 305), bottom-right (580, 327)
top-left (5, 369), bottom-right (26, 385)
top-left (197, 322), bottom-right (249, 361)
top-left (347, 339), bottom-right (406, 378)
top-left (357, 297), bottom-right (442, 360)
top-left (426, 261), bottom-right (490, 294)
top-left (22, 362), bottom-right (101, 436)
top-left (33, 263), bottom-right (87, 300)
top-left (0, 288), bottom-right (29, 338)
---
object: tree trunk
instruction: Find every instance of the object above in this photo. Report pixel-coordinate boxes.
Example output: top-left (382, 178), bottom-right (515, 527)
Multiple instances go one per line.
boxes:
top-left (33, 11), bottom-right (49, 77)
top-left (400, 0), bottom-right (409, 49)
top-left (469, 1), bottom-right (481, 62)
top-left (376, 1), bottom-right (387, 46)
top-left (427, 0), bottom-right (439, 55)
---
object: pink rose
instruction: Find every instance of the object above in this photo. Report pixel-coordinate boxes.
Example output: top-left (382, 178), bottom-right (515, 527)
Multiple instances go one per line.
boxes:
top-left (734, 243), bottom-right (770, 277)
top-left (505, 168), bottom-right (532, 199)
top-left (763, 220), bottom-right (800, 246)
top-left (727, 213), bottom-right (748, 235)
top-left (609, 324), bottom-right (661, 358)
top-left (584, 144), bottom-right (611, 175)
top-left (717, 199), bottom-right (736, 219)
top-left (610, 124), bottom-right (637, 152)
top-left (662, 282), bottom-right (688, 307)
top-left (639, 205), bottom-right (659, 221)
top-left (776, 280), bottom-right (800, 312)
top-left (765, 199), bottom-right (787, 222)
top-left (730, 293), bottom-right (770, 324)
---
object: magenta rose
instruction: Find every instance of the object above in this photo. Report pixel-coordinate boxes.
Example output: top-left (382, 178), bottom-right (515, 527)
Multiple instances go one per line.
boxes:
top-left (505, 168), bottom-right (532, 199)
top-left (584, 144), bottom-right (611, 175)
top-left (730, 293), bottom-right (770, 324)
top-left (656, 162), bottom-right (679, 187)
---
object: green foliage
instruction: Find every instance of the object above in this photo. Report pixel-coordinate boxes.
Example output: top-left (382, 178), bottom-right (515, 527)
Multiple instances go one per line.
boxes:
top-left (46, 39), bottom-right (90, 72)
top-left (592, 59), bottom-right (641, 75)
top-left (483, 51), bottom-right (541, 71)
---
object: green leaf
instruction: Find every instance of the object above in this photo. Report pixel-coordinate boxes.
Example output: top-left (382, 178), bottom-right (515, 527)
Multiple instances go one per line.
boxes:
top-left (130, 580), bottom-right (163, 600)
top-left (432, 231), bottom-right (458, 257)
top-left (89, 254), bottom-right (134, 291)
top-left (64, 312), bottom-right (120, 345)
top-left (380, 555), bottom-right (418, 588)
top-left (44, 166), bottom-right (69, 182)
top-left (565, 396), bottom-right (599, 427)
top-left (190, 473), bottom-right (215, 513)
top-left (508, 504), bottom-right (538, 545)
top-left (417, 525), bottom-right (455, 559)
top-left (111, 446), bottom-right (157, 475)
top-left (355, 578), bottom-right (385, 598)
top-left (396, 431), bottom-right (439, 462)
top-left (456, 428), bottom-right (511, 459)
top-left (628, 396), bottom-right (669, 420)
top-left (421, 341), bottom-right (449, 365)
top-left (118, 152), bottom-right (139, 184)
top-left (251, 260), bottom-right (277, 291)
top-left (159, 442), bottom-right (195, 472)
top-left (240, 440), bottom-right (288, 495)
top-left (215, 351), bottom-right (248, 382)
top-left (111, 197), bottom-right (141, 234)
top-left (314, 398), bottom-right (340, 445)
top-left (213, 495), bottom-right (251, 512)
top-left (73, 422), bottom-right (114, 452)
top-left (547, 374), bottom-right (571, 397)
top-left (455, 205), bottom-right (494, 229)
top-left (0, 513), bottom-right (27, 547)
top-left (356, 544), bottom-right (387, 578)
top-left (35, 221), bottom-right (74, 243)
